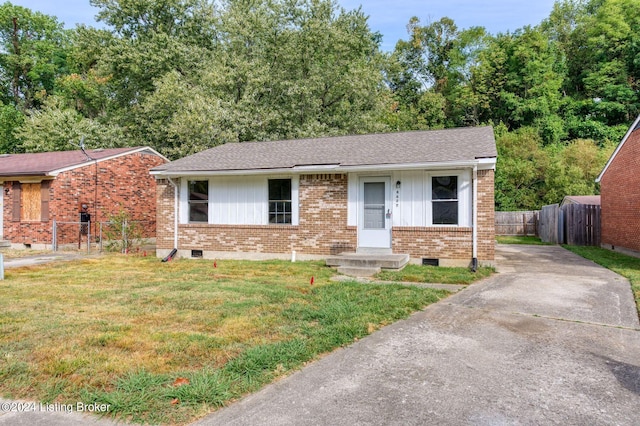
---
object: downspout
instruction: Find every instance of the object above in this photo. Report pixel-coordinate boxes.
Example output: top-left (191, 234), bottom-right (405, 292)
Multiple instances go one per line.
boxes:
top-left (167, 177), bottom-right (179, 250)
top-left (471, 164), bottom-right (478, 272)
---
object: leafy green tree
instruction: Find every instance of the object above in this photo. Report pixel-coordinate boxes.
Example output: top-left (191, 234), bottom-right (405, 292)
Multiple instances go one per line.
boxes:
top-left (494, 126), bottom-right (550, 210)
top-left (130, 0), bottom-right (386, 158)
top-left (386, 17), bottom-right (488, 127)
top-left (0, 2), bottom-right (70, 110)
top-left (495, 124), bottom-right (617, 210)
top-left (84, 0), bottom-right (218, 115)
top-left (17, 96), bottom-right (127, 152)
top-left (379, 90), bottom-right (446, 131)
top-left (542, 0), bottom-right (639, 133)
top-left (472, 27), bottom-right (566, 144)
top-left (0, 101), bottom-right (23, 152)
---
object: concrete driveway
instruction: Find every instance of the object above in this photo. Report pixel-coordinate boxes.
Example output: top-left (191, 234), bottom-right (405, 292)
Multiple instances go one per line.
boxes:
top-left (197, 244), bottom-right (640, 426)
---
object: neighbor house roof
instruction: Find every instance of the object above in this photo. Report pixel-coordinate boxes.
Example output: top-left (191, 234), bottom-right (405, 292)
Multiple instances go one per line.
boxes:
top-left (596, 114), bottom-right (640, 182)
top-left (0, 147), bottom-right (166, 177)
top-left (560, 195), bottom-right (601, 207)
top-left (152, 126), bottom-right (497, 176)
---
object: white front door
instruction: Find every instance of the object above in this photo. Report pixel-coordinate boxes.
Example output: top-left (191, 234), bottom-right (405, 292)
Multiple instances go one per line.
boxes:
top-left (358, 177), bottom-right (391, 249)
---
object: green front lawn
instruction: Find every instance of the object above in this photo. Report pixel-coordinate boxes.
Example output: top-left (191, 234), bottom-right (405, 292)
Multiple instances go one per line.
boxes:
top-left (0, 255), bottom-right (450, 425)
top-left (563, 245), bottom-right (640, 315)
top-left (376, 264), bottom-right (494, 284)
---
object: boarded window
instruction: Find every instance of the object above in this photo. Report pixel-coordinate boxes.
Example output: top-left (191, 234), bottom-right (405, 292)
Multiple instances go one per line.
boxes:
top-left (21, 183), bottom-right (41, 221)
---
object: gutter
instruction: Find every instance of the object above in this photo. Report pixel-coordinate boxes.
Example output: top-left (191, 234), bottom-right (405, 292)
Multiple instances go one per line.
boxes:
top-left (151, 159), bottom-right (497, 178)
top-left (472, 164), bottom-right (478, 272)
top-left (167, 177), bottom-right (179, 250)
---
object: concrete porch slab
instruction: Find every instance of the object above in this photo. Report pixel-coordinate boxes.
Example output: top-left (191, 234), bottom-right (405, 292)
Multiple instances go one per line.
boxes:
top-left (326, 253), bottom-right (409, 270)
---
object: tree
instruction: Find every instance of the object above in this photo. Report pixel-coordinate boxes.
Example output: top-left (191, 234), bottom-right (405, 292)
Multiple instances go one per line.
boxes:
top-left (494, 126), bottom-right (550, 210)
top-left (0, 3), bottom-right (70, 110)
top-left (0, 101), bottom-right (23, 152)
top-left (385, 16), bottom-right (488, 127)
top-left (17, 96), bottom-right (127, 152)
top-left (542, 0), bottom-right (640, 135)
top-left (472, 27), bottom-right (566, 144)
top-left (129, 0), bottom-right (386, 158)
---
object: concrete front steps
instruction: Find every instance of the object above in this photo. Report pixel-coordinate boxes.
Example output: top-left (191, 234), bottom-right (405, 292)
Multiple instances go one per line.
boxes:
top-left (326, 252), bottom-right (410, 277)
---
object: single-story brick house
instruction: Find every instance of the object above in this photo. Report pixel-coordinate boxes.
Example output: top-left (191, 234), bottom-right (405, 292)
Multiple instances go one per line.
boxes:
top-left (596, 115), bottom-right (640, 257)
top-left (0, 146), bottom-right (167, 249)
top-left (151, 127), bottom-right (497, 266)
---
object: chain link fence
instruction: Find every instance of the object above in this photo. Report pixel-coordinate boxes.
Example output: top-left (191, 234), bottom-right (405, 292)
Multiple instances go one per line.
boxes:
top-left (52, 220), bottom-right (156, 253)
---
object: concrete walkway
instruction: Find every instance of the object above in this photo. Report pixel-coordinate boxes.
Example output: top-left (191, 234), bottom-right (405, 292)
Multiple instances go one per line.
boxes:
top-left (3, 252), bottom-right (89, 269)
top-left (196, 245), bottom-right (640, 426)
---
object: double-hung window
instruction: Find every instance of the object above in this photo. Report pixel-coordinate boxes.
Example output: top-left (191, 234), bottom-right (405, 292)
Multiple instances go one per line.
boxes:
top-left (268, 179), bottom-right (292, 224)
top-left (432, 176), bottom-right (458, 225)
top-left (188, 180), bottom-right (209, 223)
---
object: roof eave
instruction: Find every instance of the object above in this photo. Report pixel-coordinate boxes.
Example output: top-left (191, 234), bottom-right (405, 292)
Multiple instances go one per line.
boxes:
top-left (151, 158), bottom-right (497, 178)
top-left (0, 173), bottom-right (52, 182)
top-left (51, 146), bottom-right (169, 176)
top-left (596, 114), bottom-right (640, 183)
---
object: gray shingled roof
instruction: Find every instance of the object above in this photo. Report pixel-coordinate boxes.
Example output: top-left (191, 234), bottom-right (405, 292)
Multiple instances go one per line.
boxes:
top-left (153, 126), bottom-right (497, 174)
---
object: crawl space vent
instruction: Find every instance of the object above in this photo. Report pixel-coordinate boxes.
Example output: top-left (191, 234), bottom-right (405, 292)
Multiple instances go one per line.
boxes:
top-left (422, 258), bottom-right (439, 267)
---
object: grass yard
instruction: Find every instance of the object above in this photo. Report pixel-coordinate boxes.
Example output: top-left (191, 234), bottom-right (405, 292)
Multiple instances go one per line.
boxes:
top-left (563, 245), bottom-right (640, 316)
top-left (0, 255), bottom-right (451, 425)
top-left (495, 236), bottom-right (551, 245)
top-left (376, 264), bottom-right (494, 284)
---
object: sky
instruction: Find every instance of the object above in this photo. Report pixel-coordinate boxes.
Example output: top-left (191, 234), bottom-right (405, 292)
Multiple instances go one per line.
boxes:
top-left (12, 0), bottom-right (557, 51)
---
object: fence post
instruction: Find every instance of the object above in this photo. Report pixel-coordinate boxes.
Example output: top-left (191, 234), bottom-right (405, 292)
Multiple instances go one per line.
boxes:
top-left (52, 219), bottom-right (57, 252)
top-left (87, 220), bottom-right (91, 254)
top-left (99, 222), bottom-right (103, 252)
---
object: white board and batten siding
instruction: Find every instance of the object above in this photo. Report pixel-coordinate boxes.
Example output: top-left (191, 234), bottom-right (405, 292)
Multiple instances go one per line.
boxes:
top-left (179, 170), bottom-right (472, 228)
top-left (179, 176), bottom-right (300, 225)
top-left (347, 170), bottom-right (472, 228)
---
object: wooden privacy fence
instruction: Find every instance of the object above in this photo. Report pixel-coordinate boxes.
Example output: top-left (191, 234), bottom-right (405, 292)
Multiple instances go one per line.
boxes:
top-left (563, 204), bottom-right (601, 246)
top-left (495, 211), bottom-right (539, 236)
top-left (538, 203), bottom-right (601, 245)
top-left (539, 204), bottom-right (558, 243)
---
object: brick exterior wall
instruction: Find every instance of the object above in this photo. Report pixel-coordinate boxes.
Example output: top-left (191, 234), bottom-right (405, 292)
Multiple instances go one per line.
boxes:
top-left (156, 170), bottom-right (496, 263)
top-left (157, 174), bottom-right (358, 256)
top-left (477, 169), bottom-right (496, 260)
top-left (3, 152), bottom-right (166, 246)
top-left (391, 169), bottom-right (495, 263)
top-left (600, 129), bottom-right (640, 253)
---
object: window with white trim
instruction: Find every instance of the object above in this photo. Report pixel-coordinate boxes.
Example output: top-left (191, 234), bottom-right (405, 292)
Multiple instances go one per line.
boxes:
top-left (188, 180), bottom-right (209, 223)
top-left (268, 179), bottom-right (292, 224)
top-left (431, 176), bottom-right (458, 225)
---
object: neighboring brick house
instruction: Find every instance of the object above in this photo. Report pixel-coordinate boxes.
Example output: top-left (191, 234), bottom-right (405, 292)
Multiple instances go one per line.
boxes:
top-left (0, 147), bottom-right (167, 249)
top-left (152, 127), bottom-right (497, 267)
top-left (597, 115), bottom-right (640, 257)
